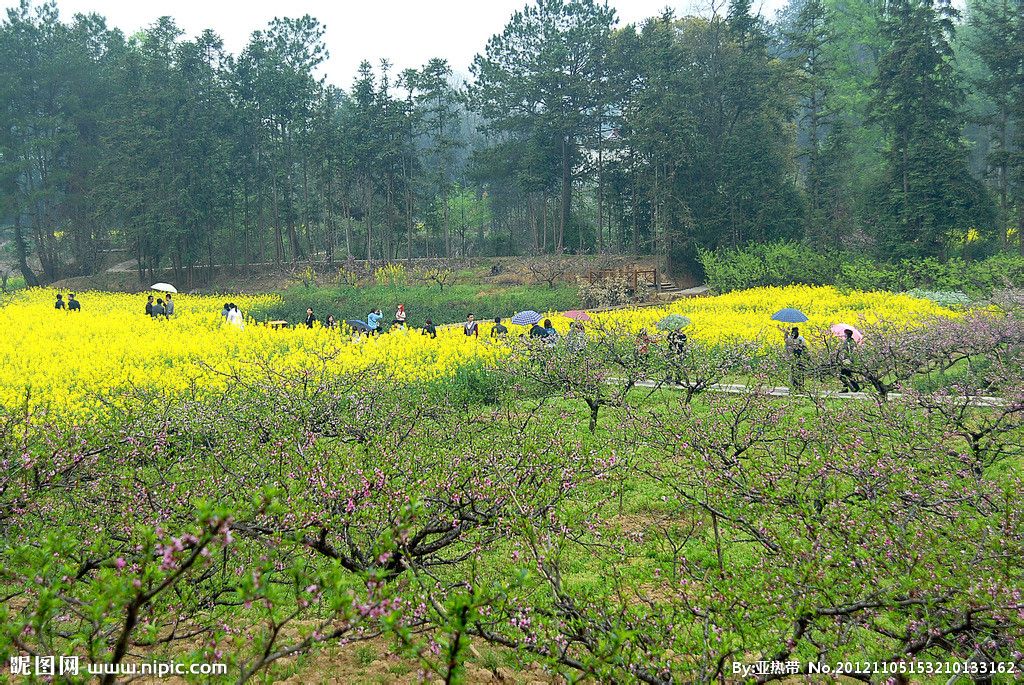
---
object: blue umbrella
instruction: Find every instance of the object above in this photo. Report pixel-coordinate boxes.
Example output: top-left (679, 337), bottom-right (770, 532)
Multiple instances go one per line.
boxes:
top-left (511, 310), bottom-right (543, 326)
top-left (771, 308), bottom-right (809, 323)
top-left (345, 319), bottom-right (371, 332)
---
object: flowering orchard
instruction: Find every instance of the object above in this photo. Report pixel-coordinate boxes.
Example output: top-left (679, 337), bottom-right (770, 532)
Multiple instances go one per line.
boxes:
top-left (1, 292), bottom-right (1022, 682)
top-left (0, 286), bottom-right (951, 418)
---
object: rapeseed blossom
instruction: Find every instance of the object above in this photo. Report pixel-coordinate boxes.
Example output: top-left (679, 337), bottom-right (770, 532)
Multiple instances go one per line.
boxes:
top-left (0, 286), bottom-right (952, 417)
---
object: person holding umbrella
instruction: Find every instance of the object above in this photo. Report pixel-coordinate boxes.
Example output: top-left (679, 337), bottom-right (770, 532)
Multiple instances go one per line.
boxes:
top-left (668, 329), bottom-right (688, 356)
top-left (367, 309), bottom-right (383, 335)
top-left (566, 320), bottom-right (586, 353)
top-left (782, 326), bottom-right (807, 390)
top-left (164, 293), bottom-right (174, 316)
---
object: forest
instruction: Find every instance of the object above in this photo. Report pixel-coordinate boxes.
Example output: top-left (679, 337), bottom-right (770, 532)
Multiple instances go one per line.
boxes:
top-left (1, 0), bottom-right (1022, 286)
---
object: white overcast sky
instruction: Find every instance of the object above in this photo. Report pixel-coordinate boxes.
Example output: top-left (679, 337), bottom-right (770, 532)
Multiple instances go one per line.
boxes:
top-left (3, 0), bottom-right (790, 86)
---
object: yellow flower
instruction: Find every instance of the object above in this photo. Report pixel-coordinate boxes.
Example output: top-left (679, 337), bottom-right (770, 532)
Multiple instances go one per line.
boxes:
top-left (0, 286), bottom-right (953, 418)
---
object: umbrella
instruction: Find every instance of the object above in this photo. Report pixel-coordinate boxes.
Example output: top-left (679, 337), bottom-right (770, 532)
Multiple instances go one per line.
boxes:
top-left (830, 323), bottom-right (864, 344)
top-left (771, 308), bottom-right (808, 323)
top-left (511, 310), bottom-right (543, 326)
top-left (563, 310), bottom-right (592, 322)
top-left (656, 314), bottom-right (691, 332)
top-left (150, 282), bottom-right (178, 293)
top-left (345, 319), bottom-right (371, 332)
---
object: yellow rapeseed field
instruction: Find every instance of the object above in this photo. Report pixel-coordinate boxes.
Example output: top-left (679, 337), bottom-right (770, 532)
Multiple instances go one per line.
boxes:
top-left (0, 286), bottom-right (952, 417)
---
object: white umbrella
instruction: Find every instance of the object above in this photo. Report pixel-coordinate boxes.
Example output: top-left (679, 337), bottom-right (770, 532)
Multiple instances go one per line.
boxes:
top-left (150, 282), bottom-right (178, 293)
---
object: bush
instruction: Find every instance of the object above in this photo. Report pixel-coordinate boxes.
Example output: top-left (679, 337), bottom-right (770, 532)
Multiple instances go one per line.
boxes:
top-left (577, 275), bottom-right (643, 308)
top-left (698, 242), bottom-right (834, 292)
top-left (700, 242), bottom-right (1024, 295)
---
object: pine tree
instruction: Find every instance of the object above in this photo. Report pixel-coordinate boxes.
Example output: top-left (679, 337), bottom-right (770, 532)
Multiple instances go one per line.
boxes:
top-left (871, 0), bottom-right (994, 257)
top-left (786, 0), bottom-right (838, 246)
top-left (965, 0), bottom-right (1024, 251)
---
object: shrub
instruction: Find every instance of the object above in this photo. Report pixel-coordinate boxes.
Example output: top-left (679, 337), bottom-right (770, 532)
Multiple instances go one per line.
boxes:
top-left (700, 242), bottom-right (1024, 295)
top-left (577, 275), bottom-right (643, 308)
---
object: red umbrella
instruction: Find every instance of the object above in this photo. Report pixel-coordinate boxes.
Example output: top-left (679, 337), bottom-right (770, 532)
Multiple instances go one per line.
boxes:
top-left (564, 310), bottom-right (592, 322)
top-left (830, 323), bottom-right (864, 344)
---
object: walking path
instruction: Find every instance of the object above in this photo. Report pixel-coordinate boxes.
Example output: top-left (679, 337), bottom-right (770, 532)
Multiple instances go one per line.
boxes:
top-left (626, 378), bottom-right (1006, 407)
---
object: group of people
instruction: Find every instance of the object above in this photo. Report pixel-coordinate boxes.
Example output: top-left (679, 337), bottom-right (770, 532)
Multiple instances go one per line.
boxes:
top-left (145, 294), bottom-right (175, 317)
top-left (54, 293), bottom-right (82, 311)
top-left (781, 325), bottom-right (861, 392)
top-left (220, 302), bottom-right (244, 328)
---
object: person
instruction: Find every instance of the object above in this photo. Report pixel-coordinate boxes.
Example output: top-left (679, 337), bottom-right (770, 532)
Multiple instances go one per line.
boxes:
top-left (226, 303), bottom-right (244, 329)
top-left (491, 317), bottom-right (508, 338)
top-left (422, 319), bottom-right (437, 339)
top-left (464, 313), bottom-right (479, 338)
top-left (54, 294), bottom-right (65, 310)
top-left (220, 302), bottom-right (231, 319)
top-left (566, 320), bottom-right (586, 353)
top-left (367, 309), bottom-right (383, 335)
top-left (837, 328), bottom-right (860, 392)
top-left (325, 314), bottom-right (336, 329)
top-left (542, 319), bottom-right (559, 346)
top-left (782, 326), bottom-right (806, 390)
top-left (636, 329), bottom-right (653, 360)
top-left (154, 298), bottom-right (167, 317)
top-left (392, 304), bottom-right (407, 328)
top-left (67, 293), bottom-right (81, 312)
top-left (305, 307), bottom-right (316, 329)
top-left (146, 295), bottom-right (155, 317)
top-left (164, 293), bottom-right (174, 316)
top-left (529, 320), bottom-right (547, 339)
top-left (668, 329), bottom-right (688, 357)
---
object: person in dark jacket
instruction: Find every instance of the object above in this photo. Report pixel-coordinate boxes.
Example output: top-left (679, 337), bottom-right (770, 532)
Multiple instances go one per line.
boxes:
top-left (463, 313), bottom-right (479, 337)
top-left (154, 298), bottom-right (167, 317)
top-left (55, 294), bottom-right (65, 310)
top-left (491, 317), bottom-right (508, 338)
top-left (837, 328), bottom-right (861, 392)
top-left (305, 308), bottom-right (316, 328)
top-left (529, 321), bottom-right (546, 338)
top-left (67, 294), bottom-right (81, 311)
top-left (146, 295), bottom-right (155, 316)
top-left (422, 319), bottom-right (437, 339)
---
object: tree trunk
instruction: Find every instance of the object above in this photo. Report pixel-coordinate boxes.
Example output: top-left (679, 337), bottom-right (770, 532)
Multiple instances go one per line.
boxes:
top-left (560, 136), bottom-right (571, 254)
top-left (12, 215), bottom-right (39, 287)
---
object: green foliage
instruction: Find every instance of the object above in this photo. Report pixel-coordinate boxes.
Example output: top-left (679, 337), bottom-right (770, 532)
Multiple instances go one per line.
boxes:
top-left (700, 241), bottom-right (1024, 295)
top-left (698, 241), bottom-right (835, 291)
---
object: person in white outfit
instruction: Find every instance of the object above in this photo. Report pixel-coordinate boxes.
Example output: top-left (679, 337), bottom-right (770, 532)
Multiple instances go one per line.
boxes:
top-left (226, 303), bottom-right (245, 329)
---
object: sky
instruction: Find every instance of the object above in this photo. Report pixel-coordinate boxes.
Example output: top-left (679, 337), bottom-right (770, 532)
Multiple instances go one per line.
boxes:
top-left (2, 0), bottom-right (789, 86)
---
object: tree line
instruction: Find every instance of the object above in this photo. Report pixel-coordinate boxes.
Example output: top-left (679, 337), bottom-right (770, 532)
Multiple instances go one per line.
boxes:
top-left (1, 0), bottom-right (1022, 286)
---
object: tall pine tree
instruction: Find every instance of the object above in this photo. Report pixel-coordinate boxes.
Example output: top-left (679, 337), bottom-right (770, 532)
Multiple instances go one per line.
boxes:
top-left (871, 0), bottom-right (993, 257)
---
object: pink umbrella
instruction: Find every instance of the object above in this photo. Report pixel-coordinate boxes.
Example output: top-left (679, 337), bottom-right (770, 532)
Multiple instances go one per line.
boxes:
top-left (830, 323), bottom-right (864, 344)
top-left (564, 310), bottom-right (592, 322)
